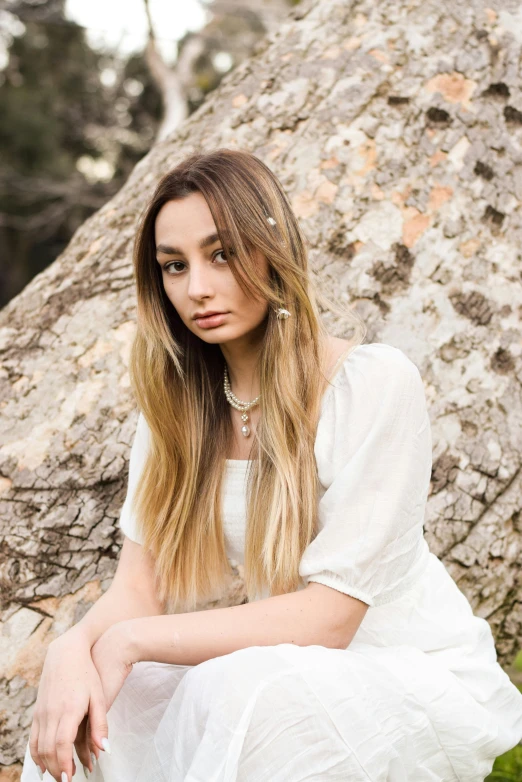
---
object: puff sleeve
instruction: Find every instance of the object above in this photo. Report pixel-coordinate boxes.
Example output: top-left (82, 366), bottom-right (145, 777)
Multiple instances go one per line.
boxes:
top-left (299, 343), bottom-right (432, 607)
top-left (118, 411), bottom-right (151, 544)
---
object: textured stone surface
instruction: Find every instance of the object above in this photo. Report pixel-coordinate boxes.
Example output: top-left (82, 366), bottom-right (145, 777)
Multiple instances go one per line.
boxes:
top-left (2, 0), bottom-right (522, 767)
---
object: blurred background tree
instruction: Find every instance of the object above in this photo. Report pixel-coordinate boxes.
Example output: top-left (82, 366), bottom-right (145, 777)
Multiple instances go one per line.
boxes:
top-left (0, 0), bottom-right (297, 308)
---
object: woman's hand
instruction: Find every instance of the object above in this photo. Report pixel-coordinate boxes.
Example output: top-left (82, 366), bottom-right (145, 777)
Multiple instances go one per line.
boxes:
top-left (90, 621), bottom-right (135, 714)
top-left (28, 630), bottom-right (109, 782)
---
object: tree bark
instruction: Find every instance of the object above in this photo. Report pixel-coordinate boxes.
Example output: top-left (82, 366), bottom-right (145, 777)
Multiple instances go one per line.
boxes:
top-left (1, 0), bottom-right (521, 768)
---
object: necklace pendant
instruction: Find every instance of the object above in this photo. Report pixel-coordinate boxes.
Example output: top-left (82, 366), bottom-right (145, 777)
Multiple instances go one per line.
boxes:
top-left (241, 412), bottom-right (250, 437)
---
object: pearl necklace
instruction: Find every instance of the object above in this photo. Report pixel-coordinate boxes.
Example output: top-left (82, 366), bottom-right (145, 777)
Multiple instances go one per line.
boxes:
top-left (223, 365), bottom-right (260, 437)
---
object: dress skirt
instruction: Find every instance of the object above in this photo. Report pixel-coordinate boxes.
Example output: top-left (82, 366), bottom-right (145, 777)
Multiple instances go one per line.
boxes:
top-left (21, 638), bottom-right (521, 782)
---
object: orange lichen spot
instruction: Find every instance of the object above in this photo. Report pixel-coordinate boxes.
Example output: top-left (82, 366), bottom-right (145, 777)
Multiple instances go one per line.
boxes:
top-left (371, 184), bottom-right (385, 200)
top-left (391, 184), bottom-right (412, 206)
top-left (291, 189), bottom-right (318, 219)
top-left (369, 49), bottom-right (389, 64)
top-left (459, 238), bottom-right (481, 258)
top-left (430, 150), bottom-right (447, 167)
top-left (485, 8), bottom-right (497, 23)
top-left (342, 36), bottom-right (362, 51)
top-left (232, 94), bottom-right (248, 108)
top-left (354, 139), bottom-right (377, 177)
top-left (315, 179), bottom-right (338, 204)
top-left (428, 184), bottom-right (453, 212)
top-left (403, 210), bottom-right (432, 248)
top-left (424, 72), bottom-right (477, 108)
top-left (320, 156), bottom-right (339, 170)
top-left (0, 476), bottom-right (12, 496)
top-left (78, 338), bottom-right (113, 368)
top-left (281, 52), bottom-right (293, 62)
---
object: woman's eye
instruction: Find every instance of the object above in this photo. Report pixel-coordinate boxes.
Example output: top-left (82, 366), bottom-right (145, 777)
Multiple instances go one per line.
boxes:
top-left (164, 250), bottom-right (229, 275)
top-left (164, 262), bottom-right (185, 274)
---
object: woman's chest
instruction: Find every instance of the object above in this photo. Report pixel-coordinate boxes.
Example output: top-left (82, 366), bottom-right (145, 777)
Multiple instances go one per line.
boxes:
top-left (222, 464), bottom-right (250, 565)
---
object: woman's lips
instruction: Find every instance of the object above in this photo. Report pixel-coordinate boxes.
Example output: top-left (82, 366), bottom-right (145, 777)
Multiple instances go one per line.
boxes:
top-left (194, 312), bottom-right (229, 328)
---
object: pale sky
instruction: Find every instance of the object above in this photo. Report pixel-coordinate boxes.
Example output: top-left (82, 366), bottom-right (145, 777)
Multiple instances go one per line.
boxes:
top-left (65, 0), bottom-right (209, 64)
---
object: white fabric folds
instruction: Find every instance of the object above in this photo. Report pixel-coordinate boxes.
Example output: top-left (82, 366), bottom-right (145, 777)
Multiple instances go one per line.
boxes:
top-left (299, 341), bottom-right (432, 607)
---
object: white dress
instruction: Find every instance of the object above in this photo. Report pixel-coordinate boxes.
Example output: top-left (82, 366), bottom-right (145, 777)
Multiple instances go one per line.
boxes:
top-left (21, 342), bottom-right (522, 782)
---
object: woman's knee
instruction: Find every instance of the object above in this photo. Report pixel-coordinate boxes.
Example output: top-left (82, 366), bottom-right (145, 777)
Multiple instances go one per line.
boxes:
top-left (181, 644), bottom-right (301, 713)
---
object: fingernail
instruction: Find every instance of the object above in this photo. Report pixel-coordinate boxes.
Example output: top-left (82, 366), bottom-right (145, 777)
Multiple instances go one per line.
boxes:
top-left (61, 773), bottom-right (68, 782)
top-left (83, 764), bottom-right (90, 778)
top-left (101, 737), bottom-right (111, 754)
top-left (90, 751), bottom-right (97, 767)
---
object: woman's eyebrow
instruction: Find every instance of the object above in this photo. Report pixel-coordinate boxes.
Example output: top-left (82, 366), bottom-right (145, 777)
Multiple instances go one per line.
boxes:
top-left (156, 233), bottom-right (220, 256)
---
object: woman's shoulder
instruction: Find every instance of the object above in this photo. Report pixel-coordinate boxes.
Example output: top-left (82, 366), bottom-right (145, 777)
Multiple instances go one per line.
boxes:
top-left (315, 341), bottom-right (429, 479)
top-left (323, 341), bottom-right (422, 405)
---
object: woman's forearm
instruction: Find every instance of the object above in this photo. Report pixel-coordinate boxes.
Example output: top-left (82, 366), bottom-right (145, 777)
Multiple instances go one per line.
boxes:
top-left (123, 584), bottom-right (363, 666)
top-left (63, 582), bottom-right (164, 650)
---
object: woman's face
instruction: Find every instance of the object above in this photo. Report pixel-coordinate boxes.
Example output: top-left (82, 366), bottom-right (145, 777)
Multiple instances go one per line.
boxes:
top-left (155, 193), bottom-right (270, 347)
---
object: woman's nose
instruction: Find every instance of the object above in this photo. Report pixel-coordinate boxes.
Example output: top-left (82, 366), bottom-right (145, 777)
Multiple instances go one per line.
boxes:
top-left (187, 263), bottom-right (214, 299)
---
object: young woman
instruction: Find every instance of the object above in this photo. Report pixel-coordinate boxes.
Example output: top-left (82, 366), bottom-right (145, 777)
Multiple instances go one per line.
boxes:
top-left (23, 149), bottom-right (522, 782)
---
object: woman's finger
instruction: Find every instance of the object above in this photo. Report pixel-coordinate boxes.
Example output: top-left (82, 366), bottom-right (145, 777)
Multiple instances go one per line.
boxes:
top-left (39, 712), bottom-right (62, 780)
top-left (87, 682), bottom-right (110, 756)
top-left (84, 715), bottom-right (101, 775)
top-left (74, 714), bottom-right (94, 776)
top-left (28, 715), bottom-right (46, 778)
top-left (54, 716), bottom-right (80, 782)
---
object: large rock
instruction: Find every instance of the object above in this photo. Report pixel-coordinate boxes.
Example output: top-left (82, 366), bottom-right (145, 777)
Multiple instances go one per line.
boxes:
top-left (1, 0), bottom-right (521, 767)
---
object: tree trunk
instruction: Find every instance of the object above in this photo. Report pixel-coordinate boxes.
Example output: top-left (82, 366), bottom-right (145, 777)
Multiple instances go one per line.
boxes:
top-left (1, 0), bottom-right (521, 768)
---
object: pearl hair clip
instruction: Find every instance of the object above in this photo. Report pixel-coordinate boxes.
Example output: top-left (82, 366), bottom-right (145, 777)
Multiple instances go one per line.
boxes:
top-left (265, 211), bottom-right (289, 319)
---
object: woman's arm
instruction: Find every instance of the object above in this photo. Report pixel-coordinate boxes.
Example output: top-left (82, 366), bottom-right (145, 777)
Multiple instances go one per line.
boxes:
top-left (113, 581), bottom-right (369, 667)
top-left (65, 537), bottom-right (165, 649)
top-left (29, 537), bottom-right (165, 781)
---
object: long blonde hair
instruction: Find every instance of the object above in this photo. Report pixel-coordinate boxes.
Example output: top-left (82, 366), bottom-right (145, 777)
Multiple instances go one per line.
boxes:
top-left (128, 148), bottom-right (366, 611)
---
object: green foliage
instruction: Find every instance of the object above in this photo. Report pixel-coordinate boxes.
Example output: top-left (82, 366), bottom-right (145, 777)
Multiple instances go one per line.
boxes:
top-left (486, 676), bottom-right (522, 782)
top-left (0, 9), bottom-right (161, 307)
top-left (486, 743), bottom-right (522, 781)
